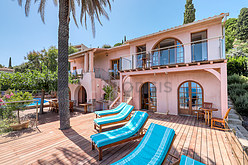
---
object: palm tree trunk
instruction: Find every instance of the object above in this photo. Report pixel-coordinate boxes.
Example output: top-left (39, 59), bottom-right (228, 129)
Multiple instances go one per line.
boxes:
top-left (58, 0), bottom-right (70, 130)
top-left (39, 89), bottom-right (45, 114)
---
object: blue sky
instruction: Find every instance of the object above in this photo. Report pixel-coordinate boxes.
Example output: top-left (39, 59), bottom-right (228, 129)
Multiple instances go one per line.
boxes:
top-left (0, 0), bottom-right (247, 66)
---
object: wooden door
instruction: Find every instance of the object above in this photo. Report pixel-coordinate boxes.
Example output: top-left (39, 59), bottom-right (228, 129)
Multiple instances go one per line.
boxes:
top-left (178, 81), bottom-right (203, 115)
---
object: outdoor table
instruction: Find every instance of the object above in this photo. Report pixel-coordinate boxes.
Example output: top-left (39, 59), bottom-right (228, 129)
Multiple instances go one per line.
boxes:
top-left (200, 107), bottom-right (218, 125)
top-left (79, 103), bottom-right (92, 113)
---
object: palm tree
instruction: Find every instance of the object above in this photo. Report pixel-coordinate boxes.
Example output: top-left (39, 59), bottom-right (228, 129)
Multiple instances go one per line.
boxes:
top-left (17, 0), bottom-right (112, 130)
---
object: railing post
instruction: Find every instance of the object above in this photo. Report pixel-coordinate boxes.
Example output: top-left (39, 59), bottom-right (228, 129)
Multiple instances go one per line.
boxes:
top-left (132, 55), bottom-right (134, 69)
top-left (119, 57), bottom-right (122, 71)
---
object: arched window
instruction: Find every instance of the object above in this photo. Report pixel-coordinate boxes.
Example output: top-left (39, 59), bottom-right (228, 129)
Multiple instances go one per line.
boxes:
top-left (178, 81), bottom-right (203, 115)
top-left (152, 38), bottom-right (184, 66)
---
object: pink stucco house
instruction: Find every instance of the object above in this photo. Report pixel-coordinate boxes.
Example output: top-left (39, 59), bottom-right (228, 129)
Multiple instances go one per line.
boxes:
top-left (68, 13), bottom-right (229, 118)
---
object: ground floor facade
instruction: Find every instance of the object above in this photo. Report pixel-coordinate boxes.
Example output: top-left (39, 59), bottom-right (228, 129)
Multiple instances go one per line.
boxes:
top-left (120, 61), bottom-right (228, 118)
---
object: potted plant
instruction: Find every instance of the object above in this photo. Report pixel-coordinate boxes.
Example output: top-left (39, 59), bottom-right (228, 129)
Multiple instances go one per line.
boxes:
top-left (3, 90), bottom-right (33, 130)
top-left (103, 85), bottom-right (114, 109)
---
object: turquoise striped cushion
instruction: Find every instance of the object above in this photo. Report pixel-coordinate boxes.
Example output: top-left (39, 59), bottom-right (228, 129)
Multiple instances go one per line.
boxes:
top-left (94, 105), bottom-right (133, 125)
top-left (111, 123), bottom-right (175, 165)
top-left (91, 111), bottom-right (148, 147)
top-left (179, 155), bottom-right (205, 165)
top-left (94, 103), bottom-right (127, 116)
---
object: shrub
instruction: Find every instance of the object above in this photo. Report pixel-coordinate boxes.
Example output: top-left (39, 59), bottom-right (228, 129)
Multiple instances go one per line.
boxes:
top-left (229, 87), bottom-right (247, 96)
top-left (233, 93), bottom-right (248, 116)
top-left (227, 74), bottom-right (248, 85)
top-left (227, 55), bottom-right (248, 76)
top-left (228, 74), bottom-right (248, 116)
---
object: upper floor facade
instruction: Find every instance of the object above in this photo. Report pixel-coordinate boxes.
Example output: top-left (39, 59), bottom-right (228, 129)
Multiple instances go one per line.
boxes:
top-left (69, 13), bottom-right (228, 80)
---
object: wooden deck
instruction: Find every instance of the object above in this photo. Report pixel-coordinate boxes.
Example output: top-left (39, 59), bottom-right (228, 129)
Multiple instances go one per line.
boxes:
top-left (0, 111), bottom-right (239, 165)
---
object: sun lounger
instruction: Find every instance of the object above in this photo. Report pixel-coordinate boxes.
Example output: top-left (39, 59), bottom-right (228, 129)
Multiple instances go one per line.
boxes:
top-left (94, 104), bottom-right (134, 132)
top-left (111, 123), bottom-right (176, 165)
top-left (172, 155), bottom-right (205, 165)
top-left (94, 102), bottom-right (127, 118)
top-left (91, 111), bottom-right (149, 160)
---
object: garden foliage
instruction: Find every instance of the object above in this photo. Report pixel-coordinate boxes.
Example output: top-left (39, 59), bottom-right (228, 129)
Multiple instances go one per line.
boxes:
top-left (228, 74), bottom-right (248, 116)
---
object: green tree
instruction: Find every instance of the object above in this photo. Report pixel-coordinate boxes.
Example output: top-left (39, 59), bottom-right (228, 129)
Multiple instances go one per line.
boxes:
top-left (225, 18), bottom-right (237, 52)
top-left (124, 35), bottom-right (127, 42)
top-left (8, 57), bottom-right (12, 68)
top-left (114, 43), bottom-right (122, 47)
top-left (18, 0), bottom-right (112, 130)
top-left (102, 44), bottom-right (112, 48)
top-left (236, 8), bottom-right (248, 41)
top-left (68, 45), bottom-right (78, 55)
top-left (24, 50), bottom-right (43, 71)
top-left (183, 0), bottom-right (196, 24)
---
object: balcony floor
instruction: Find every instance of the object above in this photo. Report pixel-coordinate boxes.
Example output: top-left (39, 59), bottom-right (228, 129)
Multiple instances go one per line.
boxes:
top-left (0, 111), bottom-right (239, 165)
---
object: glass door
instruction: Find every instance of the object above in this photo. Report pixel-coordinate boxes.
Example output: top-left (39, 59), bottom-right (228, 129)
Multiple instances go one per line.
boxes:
top-left (111, 59), bottom-right (120, 79)
top-left (178, 81), bottom-right (203, 115)
top-left (141, 82), bottom-right (157, 112)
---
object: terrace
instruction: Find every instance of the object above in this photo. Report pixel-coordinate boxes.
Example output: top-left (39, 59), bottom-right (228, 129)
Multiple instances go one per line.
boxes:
top-left (0, 110), bottom-right (246, 165)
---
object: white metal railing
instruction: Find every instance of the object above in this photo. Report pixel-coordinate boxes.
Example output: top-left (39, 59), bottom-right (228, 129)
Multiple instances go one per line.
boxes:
top-left (119, 36), bottom-right (224, 71)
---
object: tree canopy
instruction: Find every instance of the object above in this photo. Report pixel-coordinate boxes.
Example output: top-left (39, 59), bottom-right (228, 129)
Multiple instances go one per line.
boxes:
top-left (225, 18), bottom-right (237, 52)
top-left (183, 0), bottom-right (196, 24)
top-left (236, 8), bottom-right (248, 41)
top-left (14, 46), bottom-right (77, 73)
top-left (102, 44), bottom-right (112, 48)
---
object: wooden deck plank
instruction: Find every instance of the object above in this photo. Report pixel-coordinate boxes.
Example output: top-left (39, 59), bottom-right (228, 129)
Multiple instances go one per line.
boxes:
top-left (211, 128), bottom-right (224, 165)
top-left (193, 116), bottom-right (202, 162)
top-left (0, 111), bottom-right (240, 165)
top-left (201, 123), bottom-right (208, 164)
top-left (206, 125), bottom-right (216, 165)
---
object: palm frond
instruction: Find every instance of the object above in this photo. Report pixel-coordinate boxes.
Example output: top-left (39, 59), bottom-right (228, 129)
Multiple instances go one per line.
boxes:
top-left (24, 0), bottom-right (31, 16)
top-left (17, 0), bottom-right (113, 37)
top-left (70, 0), bottom-right (79, 27)
top-left (79, 0), bottom-right (112, 37)
top-left (37, 0), bottom-right (46, 23)
top-left (18, 0), bottom-right (22, 6)
top-left (53, 0), bottom-right (58, 6)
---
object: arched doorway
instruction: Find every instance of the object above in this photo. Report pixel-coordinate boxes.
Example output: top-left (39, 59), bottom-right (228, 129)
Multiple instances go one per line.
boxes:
top-left (152, 38), bottom-right (184, 66)
top-left (178, 81), bottom-right (203, 115)
top-left (141, 82), bottom-right (157, 112)
top-left (78, 86), bottom-right (87, 104)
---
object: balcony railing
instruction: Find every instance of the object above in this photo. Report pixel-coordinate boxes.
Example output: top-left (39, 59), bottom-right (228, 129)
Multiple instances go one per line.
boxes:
top-left (69, 68), bottom-right (84, 78)
top-left (119, 37), bottom-right (224, 71)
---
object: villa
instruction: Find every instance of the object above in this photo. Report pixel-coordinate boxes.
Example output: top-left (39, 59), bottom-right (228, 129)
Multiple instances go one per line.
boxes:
top-left (69, 13), bottom-right (228, 118)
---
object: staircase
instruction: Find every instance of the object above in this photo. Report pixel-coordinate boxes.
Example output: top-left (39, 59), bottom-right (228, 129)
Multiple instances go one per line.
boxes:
top-left (95, 68), bottom-right (120, 105)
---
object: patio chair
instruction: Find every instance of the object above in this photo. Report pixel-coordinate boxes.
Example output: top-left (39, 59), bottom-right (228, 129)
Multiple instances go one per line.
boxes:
top-left (91, 111), bottom-right (149, 160)
top-left (171, 155), bottom-right (205, 165)
top-left (194, 102), bottom-right (212, 120)
top-left (94, 104), bottom-right (134, 132)
top-left (111, 123), bottom-right (176, 165)
top-left (94, 102), bottom-right (127, 118)
top-left (211, 108), bottom-right (231, 130)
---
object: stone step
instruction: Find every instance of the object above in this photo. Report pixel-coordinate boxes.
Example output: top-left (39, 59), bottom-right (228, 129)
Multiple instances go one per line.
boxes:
top-left (228, 118), bottom-right (243, 125)
top-left (236, 125), bottom-right (248, 139)
top-left (228, 113), bottom-right (240, 120)
top-left (229, 109), bottom-right (237, 114)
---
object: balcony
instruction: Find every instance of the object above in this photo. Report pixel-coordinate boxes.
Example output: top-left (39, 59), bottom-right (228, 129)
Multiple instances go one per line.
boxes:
top-left (119, 37), bottom-right (224, 71)
top-left (69, 68), bottom-right (84, 79)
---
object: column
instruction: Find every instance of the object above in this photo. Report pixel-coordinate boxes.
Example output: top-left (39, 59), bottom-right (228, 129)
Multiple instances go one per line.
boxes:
top-left (120, 73), bottom-right (123, 102)
top-left (220, 63), bottom-right (228, 118)
top-left (89, 51), bottom-right (94, 72)
top-left (84, 53), bottom-right (88, 72)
